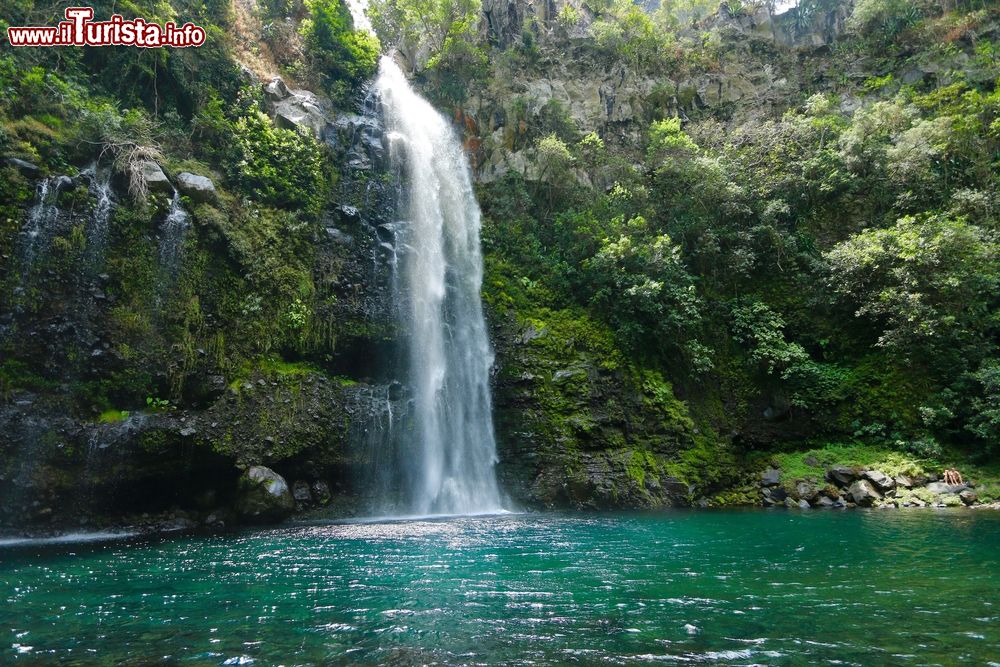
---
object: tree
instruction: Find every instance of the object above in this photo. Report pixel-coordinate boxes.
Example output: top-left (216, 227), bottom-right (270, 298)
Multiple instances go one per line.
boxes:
top-left (369, 0), bottom-right (485, 94)
top-left (824, 214), bottom-right (999, 357)
top-left (301, 0), bottom-right (380, 97)
top-left (585, 218), bottom-right (708, 367)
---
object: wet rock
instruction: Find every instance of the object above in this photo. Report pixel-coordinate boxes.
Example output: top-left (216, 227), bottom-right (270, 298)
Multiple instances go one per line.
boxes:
top-left (331, 114), bottom-right (384, 170)
top-left (53, 175), bottom-right (75, 193)
top-left (292, 480), bottom-right (312, 504)
top-left (847, 479), bottom-right (881, 507)
top-left (311, 480), bottom-right (332, 505)
top-left (387, 381), bottom-right (405, 401)
top-left (862, 470), bottom-right (895, 492)
top-left (784, 496), bottom-right (798, 508)
top-left (814, 495), bottom-right (835, 508)
top-left (959, 489), bottom-right (977, 506)
top-left (235, 466), bottom-right (295, 522)
top-left (760, 468), bottom-right (781, 486)
top-left (159, 517), bottom-right (197, 532)
top-left (826, 465), bottom-right (859, 487)
top-left (176, 172), bottom-right (218, 204)
top-left (797, 499), bottom-right (811, 509)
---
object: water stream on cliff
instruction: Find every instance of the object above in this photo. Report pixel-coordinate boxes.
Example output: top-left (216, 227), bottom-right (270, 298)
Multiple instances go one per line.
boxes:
top-left (372, 57), bottom-right (504, 517)
top-left (81, 163), bottom-right (115, 269)
top-left (158, 189), bottom-right (191, 279)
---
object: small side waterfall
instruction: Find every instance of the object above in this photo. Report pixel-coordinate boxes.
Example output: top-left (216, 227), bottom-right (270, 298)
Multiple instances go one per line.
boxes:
top-left (371, 57), bottom-right (504, 516)
top-left (17, 176), bottom-right (63, 282)
top-left (81, 164), bottom-right (115, 268)
top-left (158, 190), bottom-right (191, 279)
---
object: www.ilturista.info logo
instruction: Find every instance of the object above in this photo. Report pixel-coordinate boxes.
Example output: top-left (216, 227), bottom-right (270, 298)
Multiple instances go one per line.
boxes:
top-left (6, 7), bottom-right (205, 47)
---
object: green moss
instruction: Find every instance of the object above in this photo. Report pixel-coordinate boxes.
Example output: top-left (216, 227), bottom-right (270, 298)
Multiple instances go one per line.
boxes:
top-left (769, 442), bottom-right (928, 482)
top-left (96, 409), bottom-right (130, 424)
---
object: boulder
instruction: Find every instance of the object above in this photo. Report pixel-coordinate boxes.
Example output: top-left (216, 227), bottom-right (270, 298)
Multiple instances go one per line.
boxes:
top-left (4, 157), bottom-right (40, 175)
top-left (814, 495), bottom-right (836, 508)
top-left (264, 77), bottom-right (331, 139)
top-left (795, 481), bottom-right (818, 502)
top-left (862, 470), bottom-right (895, 492)
top-left (176, 172), bottom-right (218, 204)
top-left (926, 482), bottom-right (967, 495)
top-left (784, 497), bottom-right (798, 508)
top-left (292, 480), bottom-right (312, 504)
top-left (235, 465), bottom-right (295, 522)
top-left (959, 489), bottom-right (977, 506)
top-left (894, 474), bottom-right (915, 489)
top-left (847, 479), bottom-right (882, 507)
top-left (263, 77), bottom-right (291, 101)
top-left (139, 160), bottom-right (172, 194)
top-left (760, 468), bottom-right (781, 486)
top-left (826, 465), bottom-right (859, 487)
top-left (311, 480), bottom-right (332, 505)
top-left (818, 485), bottom-right (841, 500)
top-left (53, 175), bottom-right (74, 193)
top-left (798, 499), bottom-right (811, 510)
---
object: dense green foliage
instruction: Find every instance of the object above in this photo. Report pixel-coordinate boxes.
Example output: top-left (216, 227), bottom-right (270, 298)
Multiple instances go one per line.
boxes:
top-left (0, 0), bottom-right (376, 415)
top-left (301, 0), bottom-right (380, 95)
top-left (476, 0), bottom-right (1000, 472)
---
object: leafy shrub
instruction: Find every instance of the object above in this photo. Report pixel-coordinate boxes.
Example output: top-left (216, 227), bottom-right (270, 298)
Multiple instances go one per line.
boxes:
top-left (301, 0), bottom-right (380, 97)
top-left (228, 110), bottom-right (329, 215)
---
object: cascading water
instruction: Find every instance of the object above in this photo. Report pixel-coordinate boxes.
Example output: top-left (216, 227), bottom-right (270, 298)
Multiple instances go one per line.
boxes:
top-left (16, 177), bottom-right (63, 281)
top-left (346, 3), bottom-right (504, 516)
top-left (375, 58), bottom-right (504, 516)
top-left (81, 164), bottom-right (115, 268)
top-left (157, 190), bottom-right (191, 282)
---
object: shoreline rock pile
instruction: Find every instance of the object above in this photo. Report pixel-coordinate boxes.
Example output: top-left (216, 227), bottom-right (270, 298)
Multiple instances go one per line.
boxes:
top-left (759, 465), bottom-right (983, 509)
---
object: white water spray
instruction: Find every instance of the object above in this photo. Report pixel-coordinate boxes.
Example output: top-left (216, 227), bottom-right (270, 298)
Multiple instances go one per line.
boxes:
top-left (374, 57), bottom-right (504, 516)
top-left (345, 0), bottom-right (503, 515)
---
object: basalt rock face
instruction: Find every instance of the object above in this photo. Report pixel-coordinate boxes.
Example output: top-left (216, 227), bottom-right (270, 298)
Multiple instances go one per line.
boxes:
top-left (0, 78), bottom-right (404, 530)
top-left (0, 369), bottom-right (382, 529)
top-left (489, 309), bottom-right (734, 510)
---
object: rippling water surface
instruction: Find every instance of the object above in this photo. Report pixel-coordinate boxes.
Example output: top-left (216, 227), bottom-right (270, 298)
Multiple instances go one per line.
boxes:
top-left (2, 510), bottom-right (999, 665)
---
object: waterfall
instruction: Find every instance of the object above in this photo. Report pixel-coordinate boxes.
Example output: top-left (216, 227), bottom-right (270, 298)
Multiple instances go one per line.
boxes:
top-left (375, 57), bottom-right (504, 516)
top-left (342, 0), bottom-right (503, 515)
top-left (158, 190), bottom-right (191, 280)
top-left (17, 177), bottom-right (62, 280)
top-left (81, 164), bottom-right (115, 268)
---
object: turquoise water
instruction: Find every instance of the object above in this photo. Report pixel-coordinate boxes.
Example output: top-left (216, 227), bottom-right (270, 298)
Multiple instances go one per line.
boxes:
top-left (1, 510), bottom-right (999, 665)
